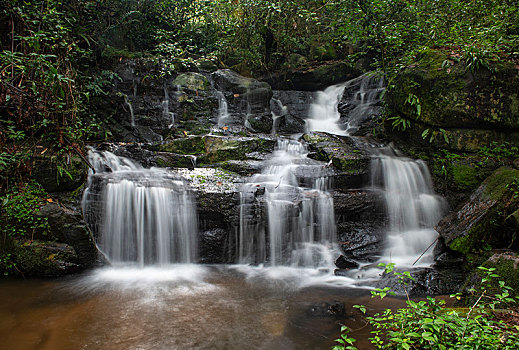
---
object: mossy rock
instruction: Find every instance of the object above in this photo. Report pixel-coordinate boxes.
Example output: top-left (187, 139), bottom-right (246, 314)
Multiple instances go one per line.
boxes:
top-left (8, 239), bottom-right (81, 277)
top-left (462, 252), bottom-right (519, 301)
top-left (386, 49), bottom-right (519, 131)
top-left (156, 135), bottom-right (276, 165)
top-left (303, 132), bottom-right (371, 189)
top-left (437, 167), bottom-right (519, 255)
top-left (172, 72), bottom-right (209, 91)
top-left (31, 155), bottom-right (87, 193)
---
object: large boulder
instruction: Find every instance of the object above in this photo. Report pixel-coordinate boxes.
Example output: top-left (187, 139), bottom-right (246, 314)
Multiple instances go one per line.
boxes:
top-left (263, 61), bottom-right (359, 91)
top-left (303, 132), bottom-right (372, 189)
top-left (384, 49), bottom-right (519, 151)
top-left (31, 154), bottom-right (87, 193)
top-left (36, 202), bottom-right (98, 268)
top-left (436, 167), bottom-right (519, 255)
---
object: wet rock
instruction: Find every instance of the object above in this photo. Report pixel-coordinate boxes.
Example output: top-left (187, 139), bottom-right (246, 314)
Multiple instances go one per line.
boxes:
top-left (31, 155), bottom-right (87, 192)
top-left (211, 70), bottom-right (273, 132)
top-left (436, 167), bottom-right (519, 255)
top-left (263, 61), bottom-right (359, 91)
top-left (156, 135), bottom-right (277, 165)
top-left (303, 133), bottom-right (372, 189)
top-left (305, 302), bottom-right (346, 318)
top-left (10, 240), bottom-right (81, 276)
top-left (335, 255), bottom-right (359, 269)
top-left (36, 202), bottom-right (98, 268)
top-left (199, 228), bottom-right (231, 264)
top-left (373, 267), bottom-right (465, 296)
top-left (271, 90), bottom-right (311, 134)
top-left (172, 72), bottom-right (210, 91)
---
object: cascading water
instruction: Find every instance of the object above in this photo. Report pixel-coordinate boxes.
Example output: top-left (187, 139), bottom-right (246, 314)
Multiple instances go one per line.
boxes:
top-left (124, 95), bottom-right (136, 127)
top-left (239, 138), bottom-right (337, 268)
top-left (371, 150), bottom-right (446, 266)
top-left (306, 73), bottom-right (383, 136)
top-left (82, 150), bottom-right (198, 266)
top-left (216, 91), bottom-right (230, 126)
top-left (270, 98), bottom-right (287, 134)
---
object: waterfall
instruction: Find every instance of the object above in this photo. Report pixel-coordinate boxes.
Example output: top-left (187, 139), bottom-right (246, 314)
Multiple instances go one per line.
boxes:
top-left (270, 98), bottom-right (287, 134)
top-left (371, 151), bottom-right (446, 266)
top-left (239, 138), bottom-right (337, 267)
top-left (163, 83), bottom-right (175, 129)
top-left (306, 73), bottom-right (383, 136)
top-left (216, 91), bottom-right (230, 126)
top-left (82, 150), bottom-right (198, 266)
top-left (124, 95), bottom-right (136, 127)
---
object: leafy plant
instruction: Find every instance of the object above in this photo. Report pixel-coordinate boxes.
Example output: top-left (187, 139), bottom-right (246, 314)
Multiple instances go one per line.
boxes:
top-left (333, 265), bottom-right (519, 350)
top-left (0, 181), bottom-right (50, 239)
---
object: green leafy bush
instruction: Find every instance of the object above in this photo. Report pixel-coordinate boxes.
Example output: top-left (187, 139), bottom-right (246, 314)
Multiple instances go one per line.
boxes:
top-left (0, 181), bottom-right (50, 239)
top-left (333, 265), bottom-right (519, 350)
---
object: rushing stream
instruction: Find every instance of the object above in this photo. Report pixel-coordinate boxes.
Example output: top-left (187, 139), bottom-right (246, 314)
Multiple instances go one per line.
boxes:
top-left (0, 72), bottom-right (450, 350)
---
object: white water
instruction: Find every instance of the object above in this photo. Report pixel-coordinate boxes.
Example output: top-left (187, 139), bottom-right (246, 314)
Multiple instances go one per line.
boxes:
top-left (124, 95), bottom-right (136, 127)
top-left (371, 151), bottom-right (446, 266)
top-left (270, 98), bottom-right (287, 134)
top-left (163, 84), bottom-right (175, 128)
top-left (82, 150), bottom-right (198, 266)
top-left (216, 91), bottom-right (230, 126)
top-left (239, 138), bottom-right (338, 268)
top-left (306, 73), bottom-right (383, 136)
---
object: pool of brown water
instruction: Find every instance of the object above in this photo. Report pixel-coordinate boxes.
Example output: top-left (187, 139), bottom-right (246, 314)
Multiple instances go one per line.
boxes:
top-left (0, 265), bottom-right (409, 350)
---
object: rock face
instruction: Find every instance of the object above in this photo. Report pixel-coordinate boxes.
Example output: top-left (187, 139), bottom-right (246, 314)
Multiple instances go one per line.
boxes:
top-left (436, 167), bottom-right (519, 255)
top-left (303, 132), bottom-right (372, 189)
top-left (384, 49), bottom-right (519, 152)
top-left (91, 61), bottom-right (276, 143)
top-left (2, 202), bottom-right (97, 277)
top-left (36, 203), bottom-right (98, 267)
top-left (263, 61), bottom-right (359, 91)
top-left (31, 155), bottom-right (87, 193)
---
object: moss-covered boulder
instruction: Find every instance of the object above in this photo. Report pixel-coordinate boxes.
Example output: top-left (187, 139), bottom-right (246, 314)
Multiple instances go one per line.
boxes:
top-left (384, 49), bottom-right (519, 151)
top-left (8, 240), bottom-right (81, 276)
top-left (156, 135), bottom-right (277, 165)
top-left (31, 155), bottom-right (87, 192)
top-left (437, 167), bottom-right (519, 255)
top-left (263, 61), bottom-right (359, 91)
top-left (172, 72), bottom-right (210, 91)
top-left (462, 252), bottom-right (519, 300)
top-left (303, 132), bottom-right (371, 189)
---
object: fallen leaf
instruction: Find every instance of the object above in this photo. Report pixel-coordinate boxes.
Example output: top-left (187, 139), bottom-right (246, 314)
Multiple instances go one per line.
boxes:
top-left (216, 181), bottom-right (223, 186)
top-left (233, 93), bottom-right (240, 98)
top-left (222, 126), bottom-right (228, 130)
top-left (46, 198), bottom-right (53, 202)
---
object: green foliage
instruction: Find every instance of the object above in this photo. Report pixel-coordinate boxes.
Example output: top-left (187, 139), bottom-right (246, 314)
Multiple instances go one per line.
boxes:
top-left (0, 181), bottom-right (50, 239)
top-left (479, 142), bottom-right (519, 163)
top-left (333, 266), bottom-right (519, 350)
top-left (0, 252), bottom-right (16, 276)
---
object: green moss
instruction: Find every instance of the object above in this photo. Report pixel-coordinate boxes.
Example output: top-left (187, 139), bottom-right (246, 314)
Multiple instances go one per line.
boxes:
top-left (481, 167), bottom-right (519, 201)
top-left (172, 72), bottom-right (209, 91)
top-left (158, 136), bottom-right (206, 155)
top-left (101, 46), bottom-right (143, 59)
top-left (332, 157), bottom-right (366, 174)
top-left (451, 163), bottom-right (480, 190)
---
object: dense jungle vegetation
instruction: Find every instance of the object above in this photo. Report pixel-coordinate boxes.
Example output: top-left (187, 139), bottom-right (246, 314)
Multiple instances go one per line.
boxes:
top-left (1, 0), bottom-right (518, 178)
